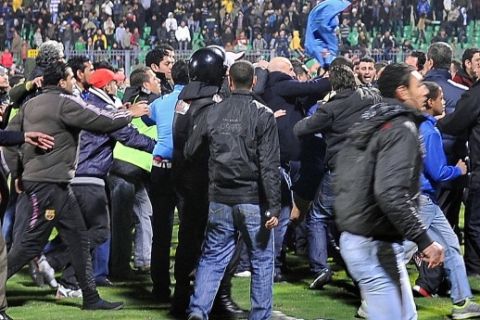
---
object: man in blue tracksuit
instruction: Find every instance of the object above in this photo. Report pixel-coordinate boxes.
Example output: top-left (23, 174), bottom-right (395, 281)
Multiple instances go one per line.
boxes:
top-left (148, 60), bottom-right (189, 302)
top-left (405, 81), bottom-right (480, 319)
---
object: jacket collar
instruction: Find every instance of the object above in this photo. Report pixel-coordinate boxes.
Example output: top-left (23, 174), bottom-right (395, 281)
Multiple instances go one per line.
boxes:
top-left (348, 98), bottom-right (425, 149)
top-left (88, 87), bottom-right (116, 105)
top-left (42, 85), bottom-right (71, 95)
top-left (423, 113), bottom-right (437, 125)
top-left (231, 89), bottom-right (252, 96)
top-left (267, 71), bottom-right (293, 84)
top-left (425, 68), bottom-right (451, 81)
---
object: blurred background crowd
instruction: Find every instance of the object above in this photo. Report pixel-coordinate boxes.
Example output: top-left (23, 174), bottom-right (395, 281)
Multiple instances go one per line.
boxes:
top-left (0, 0), bottom-right (479, 73)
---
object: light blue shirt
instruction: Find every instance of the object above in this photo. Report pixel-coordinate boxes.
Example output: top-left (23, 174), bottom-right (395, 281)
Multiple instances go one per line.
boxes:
top-left (149, 85), bottom-right (184, 159)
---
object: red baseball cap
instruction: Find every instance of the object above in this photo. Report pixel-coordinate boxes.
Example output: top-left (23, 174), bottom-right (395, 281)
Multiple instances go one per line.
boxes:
top-left (88, 68), bottom-right (124, 88)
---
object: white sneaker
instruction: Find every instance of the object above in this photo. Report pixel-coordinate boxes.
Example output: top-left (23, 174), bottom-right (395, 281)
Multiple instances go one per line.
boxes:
top-left (234, 271), bottom-right (251, 278)
top-left (356, 300), bottom-right (367, 318)
top-left (37, 255), bottom-right (58, 288)
top-left (55, 284), bottom-right (83, 299)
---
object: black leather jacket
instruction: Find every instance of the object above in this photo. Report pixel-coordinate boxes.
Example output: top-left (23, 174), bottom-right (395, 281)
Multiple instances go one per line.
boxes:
top-left (334, 100), bottom-right (433, 251)
top-left (184, 90), bottom-right (282, 216)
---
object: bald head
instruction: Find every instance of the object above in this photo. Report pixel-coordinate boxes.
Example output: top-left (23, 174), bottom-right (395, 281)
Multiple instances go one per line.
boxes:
top-left (268, 57), bottom-right (295, 77)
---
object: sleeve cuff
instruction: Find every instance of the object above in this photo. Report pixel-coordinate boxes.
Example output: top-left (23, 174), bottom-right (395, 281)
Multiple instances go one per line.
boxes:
top-left (414, 231), bottom-right (434, 252)
top-left (455, 166), bottom-right (463, 178)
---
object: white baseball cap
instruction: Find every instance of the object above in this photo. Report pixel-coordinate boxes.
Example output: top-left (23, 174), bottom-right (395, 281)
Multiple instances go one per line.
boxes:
top-left (225, 51), bottom-right (246, 68)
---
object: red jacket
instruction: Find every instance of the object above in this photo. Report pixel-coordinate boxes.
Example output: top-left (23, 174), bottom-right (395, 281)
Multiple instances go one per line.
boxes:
top-left (452, 69), bottom-right (475, 88)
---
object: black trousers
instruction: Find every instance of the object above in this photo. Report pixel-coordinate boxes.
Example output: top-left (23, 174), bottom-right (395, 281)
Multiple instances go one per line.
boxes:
top-left (7, 181), bottom-right (99, 304)
top-left (107, 174), bottom-right (135, 279)
top-left (465, 174), bottom-right (480, 274)
top-left (150, 165), bottom-right (176, 299)
top-left (46, 183), bottom-right (110, 288)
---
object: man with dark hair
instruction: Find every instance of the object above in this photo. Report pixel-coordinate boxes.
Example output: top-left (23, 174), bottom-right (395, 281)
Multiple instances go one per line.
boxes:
top-left (292, 60), bottom-right (310, 81)
top-left (293, 65), bottom-right (382, 290)
top-left (335, 63), bottom-right (444, 319)
top-left (330, 56), bottom-right (354, 70)
top-left (438, 56), bottom-right (480, 279)
top-left (148, 60), bottom-right (189, 303)
top-left (0, 122), bottom-right (54, 320)
top-left (171, 47), bottom-right (245, 319)
top-left (452, 48), bottom-right (480, 87)
top-left (4, 61), bottom-right (142, 310)
top-left (44, 68), bottom-right (153, 297)
top-left (185, 60), bottom-right (280, 320)
top-left (403, 80), bottom-right (480, 319)
top-left (357, 56), bottom-right (376, 86)
top-left (414, 42), bottom-right (469, 296)
top-left (405, 50), bottom-right (427, 74)
top-left (68, 55), bottom-right (94, 98)
top-left (129, 67), bottom-right (154, 89)
top-left (145, 44), bottom-right (175, 94)
top-left (261, 57), bottom-right (330, 282)
top-left (425, 41), bottom-right (467, 228)
top-left (108, 66), bottom-right (161, 280)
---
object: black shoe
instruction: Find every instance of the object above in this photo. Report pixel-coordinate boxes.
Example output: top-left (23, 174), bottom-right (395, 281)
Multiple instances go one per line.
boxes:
top-left (152, 289), bottom-right (171, 304)
top-left (211, 295), bottom-right (247, 319)
top-left (187, 315), bottom-right (203, 320)
top-left (83, 299), bottom-right (124, 310)
top-left (169, 306), bottom-right (187, 319)
top-left (273, 273), bottom-right (286, 283)
top-left (309, 268), bottom-right (332, 290)
top-left (0, 311), bottom-right (12, 320)
top-left (95, 278), bottom-right (114, 287)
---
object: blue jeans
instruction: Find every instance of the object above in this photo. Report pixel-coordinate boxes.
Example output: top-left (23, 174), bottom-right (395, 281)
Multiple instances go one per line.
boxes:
top-left (418, 195), bottom-right (472, 303)
top-left (307, 171), bottom-right (334, 274)
top-left (93, 238), bottom-right (110, 281)
top-left (340, 232), bottom-right (417, 320)
top-left (189, 202), bottom-right (274, 320)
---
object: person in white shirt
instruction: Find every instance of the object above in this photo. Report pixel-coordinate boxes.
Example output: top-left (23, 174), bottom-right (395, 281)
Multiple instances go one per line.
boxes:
top-left (175, 21), bottom-right (191, 50)
top-left (165, 12), bottom-right (178, 32)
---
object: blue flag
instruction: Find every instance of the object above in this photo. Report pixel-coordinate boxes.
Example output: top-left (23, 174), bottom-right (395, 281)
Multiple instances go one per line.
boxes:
top-left (305, 0), bottom-right (351, 66)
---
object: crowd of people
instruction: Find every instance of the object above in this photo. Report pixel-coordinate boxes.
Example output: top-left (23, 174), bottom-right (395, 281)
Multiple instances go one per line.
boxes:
top-left (0, 2), bottom-right (477, 320)
top-left (0, 0), bottom-right (477, 72)
top-left (0, 33), bottom-right (478, 320)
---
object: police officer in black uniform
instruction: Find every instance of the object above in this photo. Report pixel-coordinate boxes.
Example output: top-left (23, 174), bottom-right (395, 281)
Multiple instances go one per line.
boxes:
top-left (171, 47), bottom-right (246, 319)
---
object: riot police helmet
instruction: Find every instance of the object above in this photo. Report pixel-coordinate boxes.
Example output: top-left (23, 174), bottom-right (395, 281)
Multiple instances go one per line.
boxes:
top-left (189, 47), bottom-right (227, 86)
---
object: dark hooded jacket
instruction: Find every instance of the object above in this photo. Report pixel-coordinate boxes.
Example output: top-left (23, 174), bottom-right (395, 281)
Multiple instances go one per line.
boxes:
top-left (294, 87), bottom-right (382, 171)
top-left (334, 100), bottom-right (433, 251)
